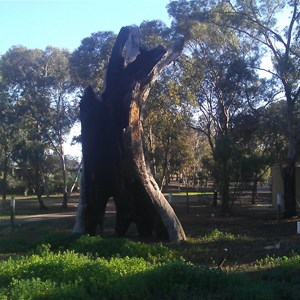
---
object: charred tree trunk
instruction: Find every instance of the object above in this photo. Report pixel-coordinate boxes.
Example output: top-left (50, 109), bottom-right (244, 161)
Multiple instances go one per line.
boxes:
top-left (74, 26), bottom-right (186, 242)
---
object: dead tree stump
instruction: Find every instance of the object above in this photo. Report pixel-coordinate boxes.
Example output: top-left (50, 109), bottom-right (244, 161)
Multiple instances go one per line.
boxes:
top-left (74, 26), bottom-right (186, 242)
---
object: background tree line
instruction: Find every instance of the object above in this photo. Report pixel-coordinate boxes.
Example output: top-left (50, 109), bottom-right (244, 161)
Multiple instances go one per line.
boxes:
top-left (0, 0), bottom-right (299, 216)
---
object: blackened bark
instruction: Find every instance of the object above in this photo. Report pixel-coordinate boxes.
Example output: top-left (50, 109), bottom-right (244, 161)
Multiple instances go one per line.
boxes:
top-left (78, 26), bottom-right (186, 242)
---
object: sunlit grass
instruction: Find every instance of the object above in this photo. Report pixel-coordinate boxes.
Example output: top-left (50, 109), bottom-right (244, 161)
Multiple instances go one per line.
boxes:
top-left (0, 237), bottom-right (299, 299)
top-left (201, 229), bottom-right (236, 241)
top-left (163, 191), bottom-right (213, 197)
top-left (0, 196), bottom-right (299, 299)
top-left (186, 229), bottom-right (253, 244)
top-left (255, 252), bottom-right (300, 269)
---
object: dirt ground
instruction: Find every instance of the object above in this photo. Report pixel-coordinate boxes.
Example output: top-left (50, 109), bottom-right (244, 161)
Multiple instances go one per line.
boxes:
top-left (1, 188), bottom-right (300, 268)
top-left (171, 189), bottom-right (300, 267)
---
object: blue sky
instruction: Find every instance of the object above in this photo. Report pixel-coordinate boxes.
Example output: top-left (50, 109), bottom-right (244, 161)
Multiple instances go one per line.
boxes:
top-left (0, 0), bottom-right (171, 55)
top-left (0, 0), bottom-right (171, 158)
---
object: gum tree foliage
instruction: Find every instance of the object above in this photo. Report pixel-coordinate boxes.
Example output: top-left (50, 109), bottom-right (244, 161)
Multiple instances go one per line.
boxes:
top-left (141, 20), bottom-right (200, 188)
top-left (71, 23), bottom-right (199, 190)
top-left (139, 20), bottom-right (172, 48)
top-left (69, 31), bottom-right (117, 91)
top-left (199, 0), bottom-right (300, 217)
top-left (144, 76), bottom-right (200, 188)
top-left (0, 46), bottom-right (77, 208)
top-left (258, 101), bottom-right (289, 164)
top-left (168, 0), bottom-right (266, 212)
top-left (0, 76), bottom-right (23, 209)
top-left (170, 0), bottom-right (300, 216)
top-left (231, 112), bottom-right (274, 204)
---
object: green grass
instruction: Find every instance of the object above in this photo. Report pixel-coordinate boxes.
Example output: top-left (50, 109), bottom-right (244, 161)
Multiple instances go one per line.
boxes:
top-left (163, 191), bottom-right (213, 197)
top-left (2, 194), bottom-right (68, 200)
top-left (0, 230), bottom-right (299, 299)
top-left (173, 230), bottom-right (260, 268)
top-left (0, 195), bottom-right (299, 299)
top-left (255, 253), bottom-right (300, 270)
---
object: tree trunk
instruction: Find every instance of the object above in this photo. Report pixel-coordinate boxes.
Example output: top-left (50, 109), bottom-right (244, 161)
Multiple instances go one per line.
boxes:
top-left (73, 165), bottom-right (86, 234)
top-left (1, 194), bottom-right (7, 211)
top-left (251, 175), bottom-right (258, 205)
top-left (159, 138), bottom-right (171, 189)
top-left (282, 161), bottom-right (297, 218)
top-left (212, 190), bottom-right (218, 207)
top-left (60, 152), bottom-right (68, 208)
top-left (220, 160), bottom-right (230, 214)
top-left (67, 160), bottom-right (82, 199)
top-left (1, 155), bottom-right (9, 210)
top-left (35, 166), bottom-right (47, 210)
top-left (282, 96), bottom-right (297, 217)
top-left (76, 26), bottom-right (186, 242)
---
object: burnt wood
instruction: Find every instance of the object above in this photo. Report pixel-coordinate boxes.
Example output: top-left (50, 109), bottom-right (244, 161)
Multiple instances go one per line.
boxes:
top-left (78, 26), bottom-right (186, 242)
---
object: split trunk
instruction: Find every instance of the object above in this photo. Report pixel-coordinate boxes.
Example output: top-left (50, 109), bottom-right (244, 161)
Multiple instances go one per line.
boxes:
top-left (74, 26), bottom-right (186, 242)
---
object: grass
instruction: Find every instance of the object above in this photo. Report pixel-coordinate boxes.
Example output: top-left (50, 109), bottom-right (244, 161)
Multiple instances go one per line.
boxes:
top-left (163, 191), bottom-right (213, 197)
top-left (0, 234), bottom-right (299, 299)
top-left (0, 195), bottom-right (300, 299)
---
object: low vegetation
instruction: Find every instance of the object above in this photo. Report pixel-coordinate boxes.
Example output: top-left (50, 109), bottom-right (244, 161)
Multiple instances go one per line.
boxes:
top-left (0, 195), bottom-right (299, 299)
top-left (0, 225), bottom-right (299, 299)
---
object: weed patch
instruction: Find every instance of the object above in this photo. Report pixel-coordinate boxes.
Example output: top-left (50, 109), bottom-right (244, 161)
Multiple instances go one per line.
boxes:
top-left (69, 236), bottom-right (180, 262)
top-left (0, 237), bottom-right (299, 299)
top-left (1, 196), bottom-right (300, 299)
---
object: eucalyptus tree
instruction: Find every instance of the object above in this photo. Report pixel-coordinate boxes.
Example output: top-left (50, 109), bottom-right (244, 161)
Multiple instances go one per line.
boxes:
top-left (139, 20), bottom-right (172, 48)
top-left (69, 31), bottom-right (116, 91)
top-left (39, 47), bottom-right (78, 207)
top-left (0, 46), bottom-right (77, 208)
top-left (258, 101), bottom-right (289, 164)
top-left (139, 20), bottom-right (199, 188)
top-left (0, 78), bottom-right (22, 208)
top-left (195, 0), bottom-right (300, 217)
top-left (13, 136), bottom-right (49, 209)
top-left (144, 75), bottom-right (198, 188)
top-left (231, 112), bottom-right (274, 203)
top-left (168, 0), bottom-right (265, 212)
top-left (240, 0), bottom-right (299, 217)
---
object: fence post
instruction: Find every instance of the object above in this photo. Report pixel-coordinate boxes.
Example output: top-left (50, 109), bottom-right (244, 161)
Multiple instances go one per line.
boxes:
top-left (168, 193), bottom-right (173, 203)
top-left (10, 196), bottom-right (15, 231)
top-left (186, 191), bottom-right (190, 214)
top-left (276, 193), bottom-right (281, 239)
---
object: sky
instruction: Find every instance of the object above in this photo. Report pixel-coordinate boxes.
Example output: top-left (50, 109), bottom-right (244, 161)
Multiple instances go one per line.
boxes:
top-left (1, 0), bottom-right (171, 158)
top-left (1, 1), bottom-right (289, 159)
top-left (0, 0), bottom-right (171, 55)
